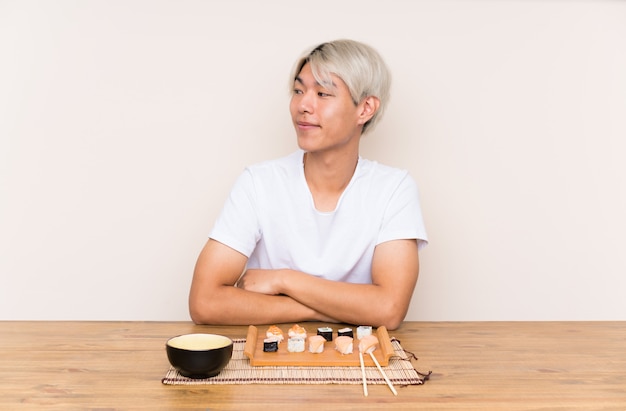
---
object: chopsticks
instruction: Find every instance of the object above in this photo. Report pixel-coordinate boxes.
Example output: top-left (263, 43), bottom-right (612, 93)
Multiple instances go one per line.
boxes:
top-left (368, 351), bottom-right (398, 396)
top-left (359, 351), bottom-right (368, 396)
top-left (358, 342), bottom-right (398, 396)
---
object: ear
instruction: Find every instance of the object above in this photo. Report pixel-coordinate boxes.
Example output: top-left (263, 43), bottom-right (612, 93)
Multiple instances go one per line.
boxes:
top-left (357, 96), bottom-right (380, 126)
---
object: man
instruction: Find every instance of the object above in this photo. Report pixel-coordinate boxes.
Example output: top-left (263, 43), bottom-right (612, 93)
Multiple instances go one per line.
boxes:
top-left (189, 39), bottom-right (427, 330)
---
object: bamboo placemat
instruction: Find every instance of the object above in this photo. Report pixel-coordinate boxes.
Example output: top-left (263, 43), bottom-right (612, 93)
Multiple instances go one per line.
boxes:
top-left (162, 338), bottom-right (430, 385)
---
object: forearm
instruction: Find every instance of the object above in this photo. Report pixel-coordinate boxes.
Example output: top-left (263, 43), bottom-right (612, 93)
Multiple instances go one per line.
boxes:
top-left (278, 272), bottom-right (408, 330)
top-left (193, 239), bottom-right (418, 329)
top-left (189, 284), bottom-right (335, 325)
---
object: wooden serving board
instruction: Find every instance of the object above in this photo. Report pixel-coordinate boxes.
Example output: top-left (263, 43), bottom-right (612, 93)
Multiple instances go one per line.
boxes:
top-left (243, 325), bottom-right (394, 367)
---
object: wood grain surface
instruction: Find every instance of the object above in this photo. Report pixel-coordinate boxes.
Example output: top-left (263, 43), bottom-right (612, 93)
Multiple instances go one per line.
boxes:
top-left (1, 321), bottom-right (625, 410)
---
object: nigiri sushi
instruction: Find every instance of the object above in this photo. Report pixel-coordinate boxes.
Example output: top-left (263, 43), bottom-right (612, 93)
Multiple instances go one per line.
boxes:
top-left (358, 334), bottom-right (379, 354)
top-left (266, 325), bottom-right (284, 343)
top-left (334, 335), bottom-right (354, 355)
top-left (308, 334), bottom-right (326, 354)
top-left (288, 324), bottom-right (307, 339)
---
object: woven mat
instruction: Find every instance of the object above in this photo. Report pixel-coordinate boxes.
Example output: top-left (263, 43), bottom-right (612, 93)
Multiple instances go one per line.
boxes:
top-left (162, 337), bottom-right (429, 385)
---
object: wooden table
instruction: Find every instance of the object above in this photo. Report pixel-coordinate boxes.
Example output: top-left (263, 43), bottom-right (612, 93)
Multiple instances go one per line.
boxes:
top-left (1, 321), bottom-right (624, 410)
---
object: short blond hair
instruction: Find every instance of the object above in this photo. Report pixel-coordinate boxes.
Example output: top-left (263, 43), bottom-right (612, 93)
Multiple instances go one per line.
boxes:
top-left (291, 39), bottom-right (391, 134)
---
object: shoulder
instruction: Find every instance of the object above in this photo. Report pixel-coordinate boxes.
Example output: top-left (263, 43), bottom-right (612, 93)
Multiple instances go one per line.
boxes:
top-left (356, 157), bottom-right (415, 189)
top-left (244, 150), bottom-right (303, 179)
top-left (234, 151), bottom-right (304, 197)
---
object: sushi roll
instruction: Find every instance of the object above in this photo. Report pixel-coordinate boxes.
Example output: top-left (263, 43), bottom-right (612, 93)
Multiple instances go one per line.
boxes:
top-left (263, 337), bottom-right (279, 352)
top-left (287, 337), bottom-right (305, 353)
top-left (334, 335), bottom-right (354, 355)
top-left (317, 327), bottom-right (333, 342)
top-left (266, 325), bottom-right (284, 343)
top-left (308, 335), bottom-right (326, 353)
top-left (356, 325), bottom-right (373, 340)
top-left (337, 327), bottom-right (353, 338)
top-left (358, 334), bottom-right (379, 354)
top-left (288, 324), bottom-right (307, 339)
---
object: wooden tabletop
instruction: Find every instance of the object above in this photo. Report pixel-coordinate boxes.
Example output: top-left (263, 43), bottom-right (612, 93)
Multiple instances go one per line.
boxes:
top-left (1, 321), bottom-right (624, 410)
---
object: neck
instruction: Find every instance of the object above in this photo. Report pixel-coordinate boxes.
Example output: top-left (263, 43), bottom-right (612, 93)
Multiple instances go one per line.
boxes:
top-left (303, 150), bottom-right (359, 211)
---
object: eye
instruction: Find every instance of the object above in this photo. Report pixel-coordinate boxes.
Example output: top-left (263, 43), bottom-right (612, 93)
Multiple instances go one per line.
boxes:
top-left (293, 88), bottom-right (303, 95)
top-left (317, 91), bottom-right (332, 97)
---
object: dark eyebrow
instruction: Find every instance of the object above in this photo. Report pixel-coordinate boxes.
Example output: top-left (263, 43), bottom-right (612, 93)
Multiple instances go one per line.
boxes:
top-left (294, 75), bottom-right (335, 89)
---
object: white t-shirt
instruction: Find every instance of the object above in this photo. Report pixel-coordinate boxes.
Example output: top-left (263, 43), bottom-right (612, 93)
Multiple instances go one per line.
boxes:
top-left (209, 150), bottom-right (428, 284)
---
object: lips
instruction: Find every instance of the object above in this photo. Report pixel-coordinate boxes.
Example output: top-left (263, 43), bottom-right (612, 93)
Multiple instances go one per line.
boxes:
top-left (297, 120), bottom-right (319, 129)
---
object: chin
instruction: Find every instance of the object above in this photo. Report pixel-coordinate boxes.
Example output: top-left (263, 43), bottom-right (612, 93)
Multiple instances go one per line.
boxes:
top-left (296, 137), bottom-right (316, 152)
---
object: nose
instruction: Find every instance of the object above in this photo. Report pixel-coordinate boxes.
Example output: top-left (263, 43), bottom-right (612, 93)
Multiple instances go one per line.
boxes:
top-left (298, 91), bottom-right (313, 114)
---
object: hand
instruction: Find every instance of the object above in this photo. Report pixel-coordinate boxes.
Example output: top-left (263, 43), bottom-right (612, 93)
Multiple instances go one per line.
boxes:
top-left (236, 269), bottom-right (285, 295)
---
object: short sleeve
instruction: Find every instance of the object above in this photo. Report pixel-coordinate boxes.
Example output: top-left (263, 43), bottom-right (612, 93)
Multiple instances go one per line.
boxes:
top-left (376, 173), bottom-right (428, 250)
top-left (209, 169), bottom-right (261, 257)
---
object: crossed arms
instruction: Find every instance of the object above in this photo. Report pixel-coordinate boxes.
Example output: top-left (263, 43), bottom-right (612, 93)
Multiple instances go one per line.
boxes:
top-left (188, 237), bottom-right (419, 331)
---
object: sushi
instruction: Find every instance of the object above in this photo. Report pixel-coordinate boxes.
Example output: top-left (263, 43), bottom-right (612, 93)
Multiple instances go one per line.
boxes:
top-left (266, 325), bottom-right (284, 343)
top-left (358, 334), bottom-right (379, 354)
top-left (308, 335), bottom-right (326, 353)
top-left (288, 324), bottom-right (307, 339)
top-left (287, 337), bottom-right (305, 353)
top-left (334, 335), bottom-right (354, 355)
top-left (337, 327), bottom-right (353, 338)
top-left (317, 327), bottom-right (333, 342)
top-left (263, 337), bottom-right (279, 352)
top-left (356, 325), bottom-right (373, 340)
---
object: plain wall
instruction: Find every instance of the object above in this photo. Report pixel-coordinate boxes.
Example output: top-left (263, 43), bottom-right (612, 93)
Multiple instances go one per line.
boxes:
top-left (1, 0), bottom-right (625, 321)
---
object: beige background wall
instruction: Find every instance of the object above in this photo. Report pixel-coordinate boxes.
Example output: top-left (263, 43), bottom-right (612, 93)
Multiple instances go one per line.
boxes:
top-left (2, 0), bottom-right (625, 321)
